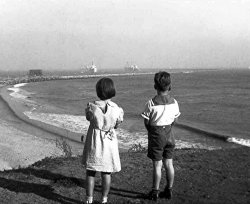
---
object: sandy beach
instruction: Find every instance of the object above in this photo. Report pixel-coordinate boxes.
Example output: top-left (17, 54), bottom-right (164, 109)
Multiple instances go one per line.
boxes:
top-left (0, 118), bottom-right (63, 170)
top-left (0, 84), bottom-right (83, 171)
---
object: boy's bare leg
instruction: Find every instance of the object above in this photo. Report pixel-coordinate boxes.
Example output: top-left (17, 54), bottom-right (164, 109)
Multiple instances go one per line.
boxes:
top-left (152, 160), bottom-right (163, 190)
top-left (163, 158), bottom-right (174, 188)
top-left (101, 172), bottom-right (111, 200)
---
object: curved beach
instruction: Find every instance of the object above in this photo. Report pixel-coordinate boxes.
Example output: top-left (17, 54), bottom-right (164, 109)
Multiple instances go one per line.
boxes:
top-left (0, 71), bottom-right (249, 171)
top-left (0, 84), bottom-right (83, 171)
top-left (0, 89), bottom-right (61, 170)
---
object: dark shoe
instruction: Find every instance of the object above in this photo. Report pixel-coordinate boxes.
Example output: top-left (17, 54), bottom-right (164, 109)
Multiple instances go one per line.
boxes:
top-left (160, 187), bottom-right (173, 199)
top-left (148, 189), bottom-right (160, 201)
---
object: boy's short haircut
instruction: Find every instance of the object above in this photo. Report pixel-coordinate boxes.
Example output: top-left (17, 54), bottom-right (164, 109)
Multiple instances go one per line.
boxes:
top-left (96, 77), bottom-right (116, 100)
top-left (154, 71), bottom-right (171, 92)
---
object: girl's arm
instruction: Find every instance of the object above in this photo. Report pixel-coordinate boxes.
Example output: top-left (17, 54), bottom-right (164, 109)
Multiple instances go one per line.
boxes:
top-left (114, 120), bottom-right (122, 129)
top-left (114, 107), bottom-right (124, 129)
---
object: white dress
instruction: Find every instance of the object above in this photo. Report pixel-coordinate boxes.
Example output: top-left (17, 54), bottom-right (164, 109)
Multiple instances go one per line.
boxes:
top-left (82, 100), bottom-right (124, 172)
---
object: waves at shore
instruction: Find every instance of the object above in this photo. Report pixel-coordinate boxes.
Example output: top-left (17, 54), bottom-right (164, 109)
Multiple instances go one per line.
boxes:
top-left (24, 111), bottom-right (221, 150)
top-left (5, 80), bottom-right (250, 149)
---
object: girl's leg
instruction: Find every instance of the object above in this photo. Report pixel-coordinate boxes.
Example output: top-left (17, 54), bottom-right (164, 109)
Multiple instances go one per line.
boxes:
top-left (86, 170), bottom-right (96, 203)
top-left (101, 172), bottom-right (111, 203)
top-left (163, 158), bottom-right (174, 188)
top-left (152, 160), bottom-right (163, 190)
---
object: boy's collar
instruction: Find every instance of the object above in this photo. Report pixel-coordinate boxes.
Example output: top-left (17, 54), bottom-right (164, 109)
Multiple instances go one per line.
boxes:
top-left (157, 90), bottom-right (170, 96)
top-left (152, 94), bottom-right (175, 105)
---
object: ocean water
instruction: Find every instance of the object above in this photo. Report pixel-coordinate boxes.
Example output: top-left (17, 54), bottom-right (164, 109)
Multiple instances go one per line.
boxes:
top-left (11, 69), bottom-right (250, 149)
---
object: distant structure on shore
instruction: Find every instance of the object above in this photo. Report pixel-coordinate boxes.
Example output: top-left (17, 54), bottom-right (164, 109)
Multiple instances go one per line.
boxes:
top-left (81, 61), bottom-right (97, 74)
top-left (124, 62), bottom-right (139, 72)
top-left (28, 69), bottom-right (43, 77)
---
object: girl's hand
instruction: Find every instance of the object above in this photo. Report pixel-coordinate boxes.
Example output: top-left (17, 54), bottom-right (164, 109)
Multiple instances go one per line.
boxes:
top-left (81, 135), bottom-right (85, 142)
top-left (114, 107), bottom-right (124, 129)
top-left (114, 120), bottom-right (122, 129)
top-left (85, 104), bottom-right (93, 121)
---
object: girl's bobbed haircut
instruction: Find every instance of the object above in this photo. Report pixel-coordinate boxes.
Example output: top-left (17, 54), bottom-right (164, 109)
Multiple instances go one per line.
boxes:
top-left (154, 71), bottom-right (171, 92)
top-left (96, 77), bottom-right (116, 100)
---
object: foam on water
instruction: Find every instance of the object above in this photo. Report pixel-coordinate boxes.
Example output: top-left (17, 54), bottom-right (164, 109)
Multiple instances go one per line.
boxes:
top-left (8, 81), bottom-right (250, 150)
top-left (226, 137), bottom-right (250, 147)
top-left (7, 83), bottom-right (28, 100)
top-left (23, 111), bottom-right (219, 150)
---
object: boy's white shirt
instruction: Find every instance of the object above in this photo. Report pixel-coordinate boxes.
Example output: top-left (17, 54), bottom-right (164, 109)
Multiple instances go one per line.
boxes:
top-left (141, 98), bottom-right (180, 126)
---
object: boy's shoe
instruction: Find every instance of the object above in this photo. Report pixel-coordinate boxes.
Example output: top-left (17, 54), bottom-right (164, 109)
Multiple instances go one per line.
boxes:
top-left (147, 189), bottom-right (160, 201)
top-left (160, 186), bottom-right (173, 199)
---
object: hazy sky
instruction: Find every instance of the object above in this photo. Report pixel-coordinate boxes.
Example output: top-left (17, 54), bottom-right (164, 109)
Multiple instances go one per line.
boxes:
top-left (1, 0), bottom-right (250, 71)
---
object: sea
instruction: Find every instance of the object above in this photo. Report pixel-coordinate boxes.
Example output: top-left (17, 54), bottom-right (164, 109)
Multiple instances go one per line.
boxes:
top-left (3, 68), bottom-right (250, 151)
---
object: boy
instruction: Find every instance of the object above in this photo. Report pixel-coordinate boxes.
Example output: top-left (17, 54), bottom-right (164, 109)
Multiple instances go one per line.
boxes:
top-left (141, 71), bottom-right (180, 201)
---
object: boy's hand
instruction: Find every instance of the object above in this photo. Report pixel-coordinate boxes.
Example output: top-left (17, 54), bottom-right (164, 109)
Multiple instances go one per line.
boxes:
top-left (144, 119), bottom-right (150, 131)
top-left (171, 118), bottom-right (178, 126)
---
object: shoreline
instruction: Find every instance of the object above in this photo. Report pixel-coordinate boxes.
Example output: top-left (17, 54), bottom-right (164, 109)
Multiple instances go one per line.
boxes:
top-left (2, 83), bottom-right (236, 151)
top-left (0, 88), bottom-right (65, 171)
top-left (0, 84), bottom-right (85, 171)
top-left (4, 79), bottom-right (250, 148)
top-left (0, 73), bottom-right (249, 170)
top-left (2, 72), bottom-right (250, 145)
top-left (0, 85), bottom-right (84, 147)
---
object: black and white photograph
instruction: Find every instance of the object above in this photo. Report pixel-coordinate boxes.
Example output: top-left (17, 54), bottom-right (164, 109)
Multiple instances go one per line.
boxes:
top-left (0, 0), bottom-right (249, 203)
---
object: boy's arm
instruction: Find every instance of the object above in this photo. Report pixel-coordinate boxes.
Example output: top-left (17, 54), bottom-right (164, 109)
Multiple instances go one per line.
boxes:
top-left (141, 100), bottom-right (152, 131)
top-left (172, 99), bottom-right (181, 126)
top-left (144, 118), bottom-right (150, 131)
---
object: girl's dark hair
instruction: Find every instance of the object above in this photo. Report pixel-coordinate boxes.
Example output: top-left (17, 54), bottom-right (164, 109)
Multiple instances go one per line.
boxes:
top-left (154, 71), bottom-right (171, 92)
top-left (96, 77), bottom-right (116, 100)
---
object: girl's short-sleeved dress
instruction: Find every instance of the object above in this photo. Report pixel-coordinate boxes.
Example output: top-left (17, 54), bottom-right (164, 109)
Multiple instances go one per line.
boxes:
top-left (82, 100), bottom-right (124, 172)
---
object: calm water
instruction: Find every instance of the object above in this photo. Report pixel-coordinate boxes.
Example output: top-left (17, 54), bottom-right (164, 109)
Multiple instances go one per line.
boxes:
top-left (22, 69), bottom-right (250, 148)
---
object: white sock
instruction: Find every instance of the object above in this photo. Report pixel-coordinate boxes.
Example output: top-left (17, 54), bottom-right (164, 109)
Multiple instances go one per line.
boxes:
top-left (86, 196), bottom-right (93, 203)
top-left (102, 196), bottom-right (108, 203)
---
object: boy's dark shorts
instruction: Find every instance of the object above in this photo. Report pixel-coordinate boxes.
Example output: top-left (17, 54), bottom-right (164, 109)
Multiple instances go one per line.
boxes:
top-left (147, 125), bottom-right (175, 161)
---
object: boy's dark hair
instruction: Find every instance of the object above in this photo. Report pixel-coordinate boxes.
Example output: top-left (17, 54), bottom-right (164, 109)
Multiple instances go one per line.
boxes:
top-left (154, 71), bottom-right (171, 92)
top-left (96, 77), bottom-right (116, 100)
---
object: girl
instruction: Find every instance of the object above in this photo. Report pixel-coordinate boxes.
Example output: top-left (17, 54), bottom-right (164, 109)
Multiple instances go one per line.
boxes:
top-left (82, 77), bottom-right (124, 204)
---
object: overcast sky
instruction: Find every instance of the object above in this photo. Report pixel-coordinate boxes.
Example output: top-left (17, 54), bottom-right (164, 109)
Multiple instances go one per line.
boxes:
top-left (0, 0), bottom-right (250, 71)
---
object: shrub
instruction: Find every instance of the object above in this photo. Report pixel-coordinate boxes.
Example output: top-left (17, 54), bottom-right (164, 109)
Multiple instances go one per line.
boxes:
top-left (56, 138), bottom-right (72, 157)
top-left (128, 143), bottom-right (147, 153)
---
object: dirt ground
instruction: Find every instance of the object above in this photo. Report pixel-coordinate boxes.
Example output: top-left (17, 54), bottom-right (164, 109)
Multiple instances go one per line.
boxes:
top-left (0, 146), bottom-right (249, 204)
